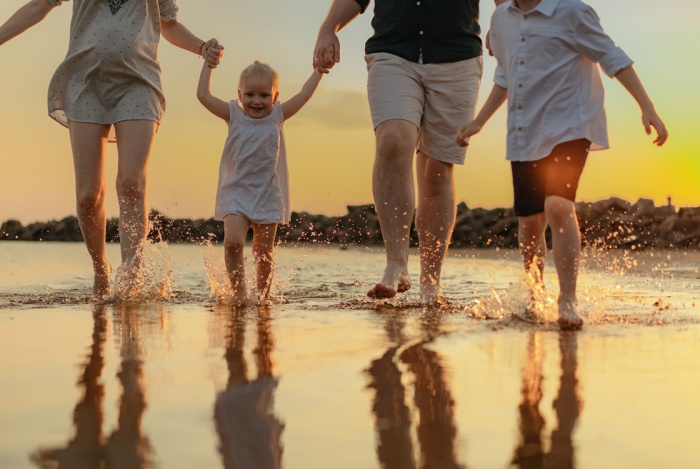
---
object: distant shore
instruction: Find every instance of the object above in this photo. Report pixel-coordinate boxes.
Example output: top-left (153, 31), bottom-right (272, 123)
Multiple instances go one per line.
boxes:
top-left (2, 197), bottom-right (699, 250)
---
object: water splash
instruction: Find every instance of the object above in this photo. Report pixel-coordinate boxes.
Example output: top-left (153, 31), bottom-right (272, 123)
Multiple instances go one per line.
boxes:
top-left (113, 242), bottom-right (173, 302)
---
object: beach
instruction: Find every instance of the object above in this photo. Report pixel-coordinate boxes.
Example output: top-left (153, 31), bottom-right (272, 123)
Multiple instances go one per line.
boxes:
top-left (1, 242), bottom-right (699, 468)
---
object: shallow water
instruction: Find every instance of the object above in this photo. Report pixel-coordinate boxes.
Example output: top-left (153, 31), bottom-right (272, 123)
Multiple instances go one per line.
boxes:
top-left (1, 241), bottom-right (699, 468)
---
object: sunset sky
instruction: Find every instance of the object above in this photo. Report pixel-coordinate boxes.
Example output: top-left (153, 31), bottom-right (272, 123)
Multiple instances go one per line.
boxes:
top-left (0, 0), bottom-right (697, 224)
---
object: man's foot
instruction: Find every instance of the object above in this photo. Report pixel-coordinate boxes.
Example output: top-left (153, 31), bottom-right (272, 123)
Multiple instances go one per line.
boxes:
top-left (367, 283), bottom-right (396, 299)
top-left (558, 299), bottom-right (583, 330)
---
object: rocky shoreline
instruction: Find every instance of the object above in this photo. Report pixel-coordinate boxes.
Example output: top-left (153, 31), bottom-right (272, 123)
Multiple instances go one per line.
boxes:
top-left (1, 197), bottom-right (699, 250)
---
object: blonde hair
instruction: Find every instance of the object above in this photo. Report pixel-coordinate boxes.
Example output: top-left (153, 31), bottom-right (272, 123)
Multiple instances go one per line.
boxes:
top-left (239, 61), bottom-right (279, 89)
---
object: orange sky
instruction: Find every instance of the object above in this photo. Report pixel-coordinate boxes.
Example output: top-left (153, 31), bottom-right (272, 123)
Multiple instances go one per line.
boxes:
top-left (0, 0), bottom-right (697, 224)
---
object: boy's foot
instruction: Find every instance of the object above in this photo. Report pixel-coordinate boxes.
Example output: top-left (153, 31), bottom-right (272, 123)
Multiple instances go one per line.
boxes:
top-left (397, 272), bottom-right (411, 293)
top-left (557, 300), bottom-right (583, 330)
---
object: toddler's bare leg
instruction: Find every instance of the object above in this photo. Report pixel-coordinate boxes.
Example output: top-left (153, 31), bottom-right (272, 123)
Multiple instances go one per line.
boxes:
top-left (252, 223), bottom-right (278, 301)
top-left (69, 122), bottom-right (111, 299)
top-left (224, 214), bottom-right (250, 305)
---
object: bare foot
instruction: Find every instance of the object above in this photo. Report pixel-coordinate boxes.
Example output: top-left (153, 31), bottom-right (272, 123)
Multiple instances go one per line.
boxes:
top-left (92, 263), bottom-right (112, 301)
top-left (558, 299), bottom-right (583, 330)
top-left (397, 271), bottom-right (411, 293)
top-left (367, 283), bottom-right (397, 299)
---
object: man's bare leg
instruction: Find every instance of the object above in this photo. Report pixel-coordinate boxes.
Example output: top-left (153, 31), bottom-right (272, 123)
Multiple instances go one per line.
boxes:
top-left (367, 120), bottom-right (418, 299)
top-left (69, 122), bottom-right (111, 299)
top-left (545, 196), bottom-right (583, 330)
top-left (415, 152), bottom-right (455, 303)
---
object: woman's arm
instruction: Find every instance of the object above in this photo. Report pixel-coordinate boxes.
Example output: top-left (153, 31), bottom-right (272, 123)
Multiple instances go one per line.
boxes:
top-left (0, 0), bottom-right (55, 47)
top-left (197, 51), bottom-right (229, 121)
top-left (282, 68), bottom-right (324, 121)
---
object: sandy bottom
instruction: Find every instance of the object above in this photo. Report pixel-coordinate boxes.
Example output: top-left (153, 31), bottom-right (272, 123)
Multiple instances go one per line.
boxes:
top-left (2, 301), bottom-right (700, 468)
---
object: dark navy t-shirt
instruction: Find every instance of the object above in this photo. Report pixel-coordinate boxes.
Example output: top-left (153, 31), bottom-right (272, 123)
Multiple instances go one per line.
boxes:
top-left (355, 0), bottom-right (482, 63)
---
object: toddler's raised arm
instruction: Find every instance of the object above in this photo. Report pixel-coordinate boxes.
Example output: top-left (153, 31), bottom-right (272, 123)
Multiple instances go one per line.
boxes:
top-left (282, 68), bottom-right (324, 121)
top-left (196, 45), bottom-right (229, 121)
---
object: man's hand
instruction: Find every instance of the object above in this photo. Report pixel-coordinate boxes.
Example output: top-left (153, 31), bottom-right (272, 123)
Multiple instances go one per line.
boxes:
top-left (313, 30), bottom-right (340, 73)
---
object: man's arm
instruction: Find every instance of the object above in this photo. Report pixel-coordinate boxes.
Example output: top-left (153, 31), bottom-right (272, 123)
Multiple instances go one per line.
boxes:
top-left (615, 65), bottom-right (668, 146)
top-left (0, 0), bottom-right (55, 47)
top-left (313, 0), bottom-right (364, 71)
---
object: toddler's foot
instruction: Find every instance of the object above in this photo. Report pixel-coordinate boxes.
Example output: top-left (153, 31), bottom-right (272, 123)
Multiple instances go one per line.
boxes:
top-left (557, 298), bottom-right (583, 331)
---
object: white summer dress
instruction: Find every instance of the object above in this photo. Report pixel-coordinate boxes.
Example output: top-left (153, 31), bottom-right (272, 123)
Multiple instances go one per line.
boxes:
top-left (215, 101), bottom-right (290, 225)
top-left (45, 0), bottom-right (178, 128)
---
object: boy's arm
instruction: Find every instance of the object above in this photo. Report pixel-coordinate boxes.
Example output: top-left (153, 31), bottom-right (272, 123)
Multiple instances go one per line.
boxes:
top-left (282, 68), bottom-right (324, 121)
top-left (197, 59), bottom-right (229, 121)
top-left (455, 84), bottom-right (507, 147)
top-left (0, 0), bottom-right (55, 47)
top-left (615, 65), bottom-right (668, 146)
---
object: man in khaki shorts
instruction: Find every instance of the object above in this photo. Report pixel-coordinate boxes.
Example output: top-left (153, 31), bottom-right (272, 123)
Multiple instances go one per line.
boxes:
top-left (315, 0), bottom-right (497, 303)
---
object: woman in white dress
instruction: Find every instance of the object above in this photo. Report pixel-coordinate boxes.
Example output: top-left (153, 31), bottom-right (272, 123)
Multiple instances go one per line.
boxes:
top-left (0, 0), bottom-right (222, 298)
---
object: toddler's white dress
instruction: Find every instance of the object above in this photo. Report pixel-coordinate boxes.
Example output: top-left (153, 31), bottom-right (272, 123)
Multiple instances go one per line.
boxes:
top-left (215, 101), bottom-right (290, 225)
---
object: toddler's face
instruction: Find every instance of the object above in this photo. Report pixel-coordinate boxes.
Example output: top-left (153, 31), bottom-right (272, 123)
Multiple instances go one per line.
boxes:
top-left (238, 74), bottom-right (279, 119)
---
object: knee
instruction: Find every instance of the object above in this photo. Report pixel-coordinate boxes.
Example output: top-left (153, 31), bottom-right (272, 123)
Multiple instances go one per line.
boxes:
top-left (419, 158), bottom-right (454, 193)
top-left (76, 188), bottom-right (105, 213)
top-left (545, 196), bottom-right (576, 226)
top-left (116, 173), bottom-right (146, 200)
top-left (224, 234), bottom-right (246, 254)
top-left (376, 123), bottom-right (416, 162)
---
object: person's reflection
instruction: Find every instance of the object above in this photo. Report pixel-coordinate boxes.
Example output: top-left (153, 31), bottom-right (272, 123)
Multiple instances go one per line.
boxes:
top-left (367, 312), bottom-right (463, 469)
top-left (214, 306), bottom-right (283, 469)
top-left (511, 331), bottom-right (583, 469)
top-left (32, 303), bottom-right (156, 468)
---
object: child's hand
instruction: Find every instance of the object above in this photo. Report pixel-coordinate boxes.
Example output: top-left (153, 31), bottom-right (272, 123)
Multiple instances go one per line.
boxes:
top-left (455, 121), bottom-right (482, 147)
top-left (314, 63), bottom-right (330, 75)
top-left (204, 39), bottom-right (224, 69)
top-left (642, 110), bottom-right (669, 146)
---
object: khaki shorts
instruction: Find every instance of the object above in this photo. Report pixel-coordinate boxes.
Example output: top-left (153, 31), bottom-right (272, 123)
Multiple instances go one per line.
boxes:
top-left (365, 52), bottom-right (482, 165)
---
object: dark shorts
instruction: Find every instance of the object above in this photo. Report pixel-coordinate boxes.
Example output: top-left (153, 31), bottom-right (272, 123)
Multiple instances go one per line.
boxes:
top-left (511, 139), bottom-right (590, 217)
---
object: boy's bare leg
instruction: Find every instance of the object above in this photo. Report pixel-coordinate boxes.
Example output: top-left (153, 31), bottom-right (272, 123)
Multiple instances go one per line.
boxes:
top-left (114, 121), bottom-right (156, 270)
top-left (69, 122), bottom-right (111, 299)
top-left (544, 196), bottom-right (583, 330)
top-left (518, 212), bottom-right (548, 283)
top-left (252, 223), bottom-right (278, 301)
top-left (416, 151), bottom-right (455, 304)
top-left (367, 120), bottom-right (417, 299)
top-left (224, 214), bottom-right (250, 305)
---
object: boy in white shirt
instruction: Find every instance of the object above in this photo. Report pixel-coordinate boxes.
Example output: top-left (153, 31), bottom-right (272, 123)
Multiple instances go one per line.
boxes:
top-left (456, 0), bottom-right (668, 329)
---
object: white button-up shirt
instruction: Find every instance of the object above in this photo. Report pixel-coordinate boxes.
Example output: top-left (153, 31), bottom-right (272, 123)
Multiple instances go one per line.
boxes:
top-left (489, 0), bottom-right (634, 161)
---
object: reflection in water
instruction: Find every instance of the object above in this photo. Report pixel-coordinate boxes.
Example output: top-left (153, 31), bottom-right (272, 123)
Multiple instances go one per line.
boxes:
top-left (32, 304), bottom-right (160, 468)
top-left (214, 306), bottom-right (283, 469)
top-left (512, 332), bottom-right (583, 469)
top-left (367, 312), bottom-right (464, 469)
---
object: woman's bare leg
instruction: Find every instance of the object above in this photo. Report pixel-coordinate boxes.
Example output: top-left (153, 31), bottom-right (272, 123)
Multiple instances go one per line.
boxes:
top-left (113, 120), bottom-right (156, 266)
top-left (223, 214), bottom-right (251, 305)
top-left (69, 122), bottom-right (111, 299)
top-left (252, 223), bottom-right (278, 301)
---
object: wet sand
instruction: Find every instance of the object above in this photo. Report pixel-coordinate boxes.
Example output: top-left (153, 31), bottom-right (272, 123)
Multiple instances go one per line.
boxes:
top-left (2, 302), bottom-right (700, 468)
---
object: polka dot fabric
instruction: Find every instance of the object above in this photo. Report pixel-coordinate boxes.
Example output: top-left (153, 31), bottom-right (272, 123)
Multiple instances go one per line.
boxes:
top-left (46, 0), bottom-right (179, 134)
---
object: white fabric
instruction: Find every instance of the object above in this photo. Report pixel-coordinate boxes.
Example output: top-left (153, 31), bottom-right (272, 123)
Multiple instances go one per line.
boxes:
top-left (215, 101), bottom-right (290, 225)
top-left (490, 0), bottom-right (633, 161)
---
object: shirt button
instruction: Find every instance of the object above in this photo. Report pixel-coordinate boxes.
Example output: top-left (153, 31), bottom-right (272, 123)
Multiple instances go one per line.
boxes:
top-left (517, 127), bottom-right (523, 131)
top-left (518, 83), bottom-right (523, 88)
top-left (521, 37), bottom-right (526, 42)
top-left (523, 14), bottom-right (528, 19)
top-left (517, 105), bottom-right (523, 110)
top-left (520, 60), bottom-right (525, 65)
top-left (420, 31), bottom-right (424, 35)
top-left (417, 1), bottom-right (420, 4)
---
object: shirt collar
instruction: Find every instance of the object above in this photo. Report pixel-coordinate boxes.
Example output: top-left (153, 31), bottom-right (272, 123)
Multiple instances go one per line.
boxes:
top-left (507, 0), bottom-right (559, 17)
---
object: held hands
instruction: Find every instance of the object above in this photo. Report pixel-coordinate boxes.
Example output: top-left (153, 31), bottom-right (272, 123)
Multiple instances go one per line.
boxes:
top-left (203, 38), bottom-right (224, 69)
top-left (313, 30), bottom-right (340, 74)
top-left (455, 120), bottom-right (483, 147)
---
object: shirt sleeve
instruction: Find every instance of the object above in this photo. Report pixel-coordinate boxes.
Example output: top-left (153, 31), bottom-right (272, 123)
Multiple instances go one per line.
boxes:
top-left (355, 0), bottom-right (370, 14)
top-left (159, 0), bottom-right (179, 22)
top-left (45, 0), bottom-right (66, 6)
top-left (574, 4), bottom-right (633, 77)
